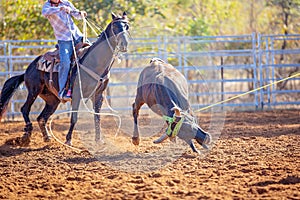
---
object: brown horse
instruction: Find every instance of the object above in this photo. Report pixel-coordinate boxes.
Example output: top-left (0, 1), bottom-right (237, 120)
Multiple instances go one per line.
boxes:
top-left (0, 12), bottom-right (130, 146)
top-left (132, 58), bottom-right (211, 153)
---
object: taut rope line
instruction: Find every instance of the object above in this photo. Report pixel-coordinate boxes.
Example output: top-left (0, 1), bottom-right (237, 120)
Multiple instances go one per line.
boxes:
top-left (195, 72), bottom-right (300, 112)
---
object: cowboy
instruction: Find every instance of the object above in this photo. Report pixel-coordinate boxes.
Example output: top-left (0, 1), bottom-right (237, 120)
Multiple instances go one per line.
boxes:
top-left (42, 0), bottom-right (87, 102)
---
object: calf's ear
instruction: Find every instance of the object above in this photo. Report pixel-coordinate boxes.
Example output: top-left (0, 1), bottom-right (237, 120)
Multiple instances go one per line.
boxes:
top-left (171, 107), bottom-right (181, 117)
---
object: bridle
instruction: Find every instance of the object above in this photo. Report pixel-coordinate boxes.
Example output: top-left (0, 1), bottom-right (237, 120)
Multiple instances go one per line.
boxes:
top-left (104, 18), bottom-right (130, 53)
top-left (76, 16), bottom-right (130, 102)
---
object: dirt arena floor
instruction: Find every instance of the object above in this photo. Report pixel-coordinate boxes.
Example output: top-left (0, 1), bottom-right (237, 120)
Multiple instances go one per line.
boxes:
top-left (0, 109), bottom-right (299, 199)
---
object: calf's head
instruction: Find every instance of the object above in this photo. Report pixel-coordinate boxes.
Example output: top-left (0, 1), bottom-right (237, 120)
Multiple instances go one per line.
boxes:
top-left (153, 107), bottom-right (211, 154)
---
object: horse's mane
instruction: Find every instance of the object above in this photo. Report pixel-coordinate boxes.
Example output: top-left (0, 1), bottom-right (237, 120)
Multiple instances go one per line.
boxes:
top-left (79, 16), bottom-right (125, 63)
top-left (79, 25), bottom-right (111, 63)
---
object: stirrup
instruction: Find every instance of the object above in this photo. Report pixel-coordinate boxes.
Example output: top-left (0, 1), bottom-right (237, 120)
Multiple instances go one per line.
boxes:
top-left (58, 90), bottom-right (71, 103)
top-left (62, 96), bottom-right (72, 102)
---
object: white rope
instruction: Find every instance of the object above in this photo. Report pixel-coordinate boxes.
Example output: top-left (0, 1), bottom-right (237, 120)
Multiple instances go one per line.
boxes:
top-left (85, 18), bottom-right (115, 53)
top-left (81, 13), bottom-right (87, 43)
top-left (48, 110), bottom-right (122, 153)
top-left (65, 14), bottom-right (108, 113)
top-left (85, 19), bottom-right (101, 36)
top-left (47, 14), bottom-right (122, 152)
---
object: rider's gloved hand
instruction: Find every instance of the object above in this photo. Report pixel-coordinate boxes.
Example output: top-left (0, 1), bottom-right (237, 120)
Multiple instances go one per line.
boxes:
top-left (79, 11), bottom-right (87, 17)
top-left (60, 6), bottom-right (71, 14)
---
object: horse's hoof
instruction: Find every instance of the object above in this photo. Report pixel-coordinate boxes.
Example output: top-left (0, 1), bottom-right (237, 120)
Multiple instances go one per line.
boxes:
top-left (132, 137), bottom-right (140, 145)
top-left (65, 140), bottom-right (72, 146)
top-left (5, 137), bottom-right (29, 146)
top-left (43, 136), bottom-right (51, 142)
top-left (95, 138), bottom-right (105, 145)
top-left (15, 133), bottom-right (30, 147)
top-left (5, 138), bottom-right (15, 146)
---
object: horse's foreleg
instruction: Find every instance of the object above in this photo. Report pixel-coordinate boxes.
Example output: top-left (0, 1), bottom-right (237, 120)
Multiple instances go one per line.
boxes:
top-left (94, 92), bottom-right (104, 142)
top-left (65, 112), bottom-right (77, 146)
top-left (93, 79), bottom-right (109, 143)
top-left (65, 97), bottom-right (80, 146)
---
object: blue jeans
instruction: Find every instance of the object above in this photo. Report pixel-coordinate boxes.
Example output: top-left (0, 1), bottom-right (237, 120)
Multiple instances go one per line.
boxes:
top-left (58, 36), bottom-right (82, 95)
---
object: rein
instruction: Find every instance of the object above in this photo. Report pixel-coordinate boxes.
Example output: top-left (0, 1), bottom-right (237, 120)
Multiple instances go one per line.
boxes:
top-left (73, 17), bottom-right (127, 101)
top-left (102, 18), bottom-right (129, 53)
top-left (80, 52), bottom-right (118, 102)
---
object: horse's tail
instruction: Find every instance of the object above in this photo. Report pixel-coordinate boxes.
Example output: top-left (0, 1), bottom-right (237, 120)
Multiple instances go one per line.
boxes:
top-left (0, 74), bottom-right (25, 121)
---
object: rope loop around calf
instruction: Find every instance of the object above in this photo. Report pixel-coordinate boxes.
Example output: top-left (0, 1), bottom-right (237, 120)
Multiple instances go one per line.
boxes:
top-left (163, 115), bottom-right (184, 137)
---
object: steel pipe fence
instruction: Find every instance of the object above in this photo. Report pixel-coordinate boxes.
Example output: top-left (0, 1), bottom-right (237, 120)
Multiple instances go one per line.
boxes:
top-left (0, 34), bottom-right (299, 120)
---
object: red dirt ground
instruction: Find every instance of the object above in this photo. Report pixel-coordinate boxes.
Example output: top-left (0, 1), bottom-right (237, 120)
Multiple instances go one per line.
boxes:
top-left (0, 109), bottom-right (299, 199)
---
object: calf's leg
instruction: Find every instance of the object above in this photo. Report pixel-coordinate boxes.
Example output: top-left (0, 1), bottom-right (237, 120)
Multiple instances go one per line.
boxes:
top-left (132, 100), bottom-right (144, 145)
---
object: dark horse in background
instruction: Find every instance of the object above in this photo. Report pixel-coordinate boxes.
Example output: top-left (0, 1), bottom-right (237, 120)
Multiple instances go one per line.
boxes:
top-left (0, 12), bottom-right (130, 146)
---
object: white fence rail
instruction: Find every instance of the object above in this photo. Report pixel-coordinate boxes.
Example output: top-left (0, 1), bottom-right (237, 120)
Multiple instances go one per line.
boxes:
top-left (0, 34), bottom-right (299, 120)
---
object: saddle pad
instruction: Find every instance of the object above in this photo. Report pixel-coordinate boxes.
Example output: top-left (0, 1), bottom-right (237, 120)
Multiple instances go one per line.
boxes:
top-left (37, 56), bottom-right (59, 73)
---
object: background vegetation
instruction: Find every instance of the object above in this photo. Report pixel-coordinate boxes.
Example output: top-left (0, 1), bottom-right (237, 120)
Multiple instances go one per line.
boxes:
top-left (1, 0), bottom-right (300, 40)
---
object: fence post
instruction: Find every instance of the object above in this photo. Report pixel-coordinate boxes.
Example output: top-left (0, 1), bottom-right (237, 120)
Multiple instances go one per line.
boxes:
top-left (8, 42), bottom-right (15, 120)
top-left (157, 36), bottom-right (162, 59)
top-left (178, 37), bottom-right (184, 76)
top-left (220, 57), bottom-right (224, 111)
top-left (265, 36), bottom-right (271, 108)
top-left (270, 36), bottom-right (276, 107)
top-left (257, 33), bottom-right (264, 109)
top-left (252, 32), bottom-right (259, 110)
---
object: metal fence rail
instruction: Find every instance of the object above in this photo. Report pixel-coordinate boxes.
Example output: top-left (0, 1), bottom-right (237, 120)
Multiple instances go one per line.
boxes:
top-left (258, 34), bottom-right (300, 108)
top-left (0, 34), bottom-right (299, 120)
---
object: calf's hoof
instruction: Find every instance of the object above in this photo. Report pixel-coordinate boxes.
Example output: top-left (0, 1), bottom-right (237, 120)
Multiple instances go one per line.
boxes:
top-left (132, 136), bottom-right (140, 145)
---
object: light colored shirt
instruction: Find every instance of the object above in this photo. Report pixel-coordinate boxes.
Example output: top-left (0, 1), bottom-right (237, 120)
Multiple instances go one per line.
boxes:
top-left (42, 0), bottom-right (83, 41)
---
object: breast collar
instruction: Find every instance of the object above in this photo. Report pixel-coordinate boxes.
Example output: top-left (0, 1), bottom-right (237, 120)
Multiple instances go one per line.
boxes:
top-left (49, 0), bottom-right (61, 7)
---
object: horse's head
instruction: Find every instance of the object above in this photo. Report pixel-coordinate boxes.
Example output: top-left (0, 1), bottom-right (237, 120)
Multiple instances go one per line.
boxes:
top-left (105, 11), bottom-right (130, 52)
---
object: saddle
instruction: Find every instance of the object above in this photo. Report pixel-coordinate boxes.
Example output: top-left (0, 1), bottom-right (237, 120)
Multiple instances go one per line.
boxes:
top-left (39, 42), bottom-right (91, 101)
top-left (43, 42), bottom-right (90, 63)
top-left (43, 48), bottom-right (60, 63)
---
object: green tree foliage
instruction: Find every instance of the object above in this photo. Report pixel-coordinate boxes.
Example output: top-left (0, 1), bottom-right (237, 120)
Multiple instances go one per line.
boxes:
top-left (0, 0), bottom-right (51, 40)
top-left (1, 0), bottom-right (300, 40)
top-left (73, 0), bottom-right (171, 37)
top-left (266, 0), bottom-right (300, 34)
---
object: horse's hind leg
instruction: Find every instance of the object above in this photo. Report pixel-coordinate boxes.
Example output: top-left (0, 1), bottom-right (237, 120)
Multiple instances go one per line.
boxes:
top-left (19, 89), bottom-right (41, 146)
top-left (37, 93), bottom-right (60, 142)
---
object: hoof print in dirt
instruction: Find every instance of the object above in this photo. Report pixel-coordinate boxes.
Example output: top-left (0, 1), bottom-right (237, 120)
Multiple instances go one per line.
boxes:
top-left (5, 136), bottom-right (30, 147)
